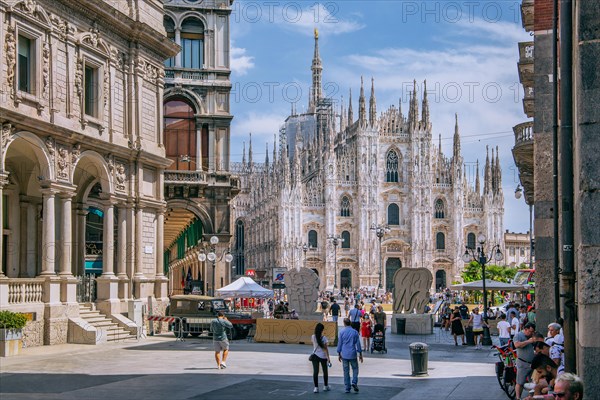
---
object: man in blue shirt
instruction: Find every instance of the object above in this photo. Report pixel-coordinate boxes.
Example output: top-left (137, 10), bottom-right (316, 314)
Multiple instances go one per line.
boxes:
top-left (348, 304), bottom-right (361, 332)
top-left (337, 318), bottom-right (363, 393)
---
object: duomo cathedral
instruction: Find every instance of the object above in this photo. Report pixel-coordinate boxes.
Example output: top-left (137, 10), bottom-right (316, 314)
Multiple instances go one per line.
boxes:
top-left (231, 32), bottom-right (505, 292)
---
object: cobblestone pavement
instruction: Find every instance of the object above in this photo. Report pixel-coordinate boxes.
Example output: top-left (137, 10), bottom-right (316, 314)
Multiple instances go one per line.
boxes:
top-left (0, 325), bottom-right (510, 400)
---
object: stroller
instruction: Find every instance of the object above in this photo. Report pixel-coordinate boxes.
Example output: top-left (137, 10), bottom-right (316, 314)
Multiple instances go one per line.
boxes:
top-left (370, 323), bottom-right (387, 353)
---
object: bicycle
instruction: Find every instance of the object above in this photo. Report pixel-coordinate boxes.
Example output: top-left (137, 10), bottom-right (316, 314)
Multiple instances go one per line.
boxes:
top-left (492, 341), bottom-right (517, 399)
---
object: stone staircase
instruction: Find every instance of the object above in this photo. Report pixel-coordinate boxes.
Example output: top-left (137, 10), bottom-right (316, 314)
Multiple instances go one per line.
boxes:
top-left (78, 304), bottom-right (136, 342)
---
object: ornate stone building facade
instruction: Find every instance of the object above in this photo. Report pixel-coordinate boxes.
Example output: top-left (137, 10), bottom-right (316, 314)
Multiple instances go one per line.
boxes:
top-left (161, 0), bottom-right (238, 296)
top-left (0, 0), bottom-right (178, 345)
top-left (231, 33), bottom-right (505, 292)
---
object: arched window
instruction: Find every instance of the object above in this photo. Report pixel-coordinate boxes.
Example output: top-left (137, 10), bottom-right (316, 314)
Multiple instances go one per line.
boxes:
top-left (436, 232), bottom-right (446, 250)
top-left (234, 219), bottom-right (245, 276)
top-left (163, 17), bottom-right (176, 67)
top-left (386, 150), bottom-right (399, 182)
top-left (340, 196), bottom-right (351, 217)
top-left (435, 199), bottom-right (445, 219)
top-left (467, 233), bottom-right (476, 250)
top-left (181, 18), bottom-right (204, 69)
top-left (164, 98), bottom-right (196, 170)
top-left (308, 230), bottom-right (318, 248)
top-left (387, 203), bottom-right (400, 225)
top-left (341, 231), bottom-right (350, 248)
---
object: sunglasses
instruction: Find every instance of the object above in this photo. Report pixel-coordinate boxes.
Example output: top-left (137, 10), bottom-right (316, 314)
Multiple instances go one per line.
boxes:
top-left (553, 393), bottom-right (566, 398)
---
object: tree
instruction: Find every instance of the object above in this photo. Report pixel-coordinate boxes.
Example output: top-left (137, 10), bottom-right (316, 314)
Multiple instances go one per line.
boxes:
top-left (460, 262), bottom-right (518, 283)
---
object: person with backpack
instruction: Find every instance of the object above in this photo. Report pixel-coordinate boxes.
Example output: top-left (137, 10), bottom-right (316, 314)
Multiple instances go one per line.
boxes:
top-left (329, 298), bottom-right (341, 323)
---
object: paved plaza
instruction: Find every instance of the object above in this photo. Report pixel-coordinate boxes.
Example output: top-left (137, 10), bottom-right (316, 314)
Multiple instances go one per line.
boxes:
top-left (0, 326), bottom-right (509, 400)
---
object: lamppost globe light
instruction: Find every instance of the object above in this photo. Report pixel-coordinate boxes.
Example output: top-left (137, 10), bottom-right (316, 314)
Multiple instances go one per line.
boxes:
top-left (225, 253), bottom-right (233, 263)
top-left (462, 251), bottom-right (472, 263)
top-left (477, 233), bottom-right (486, 244)
top-left (494, 248), bottom-right (504, 262)
top-left (198, 252), bottom-right (207, 262)
top-left (210, 236), bottom-right (219, 245)
top-left (207, 252), bottom-right (216, 262)
top-left (515, 184), bottom-right (523, 199)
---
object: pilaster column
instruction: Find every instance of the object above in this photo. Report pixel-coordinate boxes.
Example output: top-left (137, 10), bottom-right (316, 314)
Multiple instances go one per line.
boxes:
top-left (195, 118), bottom-right (203, 171)
top-left (0, 174), bottom-right (7, 277)
top-left (26, 203), bottom-right (37, 278)
top-left (208, 127), bottom-right (215, 172)
top-left (19, 198), bottom-right (28, 277)
top-left (75, 207), bottom-right (88, 276)
top-left (156, 211), bottom-right (164, 277)
top-left (135, 205), bottom-right (143, 277)
top-left (59, 192), bottom-right (74, 276)
top-left (102, 202), bottom-right (115, 276)
top-left (40, 188), bottom-right (57, 276)
top-left (116, 204), bottom-right (127, 277)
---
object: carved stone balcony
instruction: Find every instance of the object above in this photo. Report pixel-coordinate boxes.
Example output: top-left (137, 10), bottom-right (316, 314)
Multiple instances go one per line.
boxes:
top-left (164, 170), bottom-right (240, 200)
top-left (518, 42), bottom-right (534, 87)
top-left (512, 121), bottom-right (534, 204)
top-left (523, 85), bottom-right (534, 118)
top-left (521, 0), bottom-right (534, 32)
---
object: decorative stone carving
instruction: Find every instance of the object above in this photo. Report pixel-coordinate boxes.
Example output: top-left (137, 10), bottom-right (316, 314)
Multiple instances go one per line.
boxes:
top-left (45, 136), bottom-right (55, 158)
top-left (56, 146), bottom-right (69, 180)
top-left (71, 144), bottom-right (81, 163)
top-left (286, 268), bottom-right (320, 316)
top-left (115, 163), bottom-right (126, 191)
top-left (5, 26), bottom-right (16, 99)
top-left (105, 154), bottom-right (114, 173)
top-left (74, 55), bottom-right (83, 98)
top-left (1, 123), bottom-right (15, 148)
top-left (50, 14), bottom-right (68, 40)
top-left (103, 67), bottom-right (110, 107)
top-left (393, 268), bottom-right (433, 314)
top-left (42, 42), bottom-right (50, 99)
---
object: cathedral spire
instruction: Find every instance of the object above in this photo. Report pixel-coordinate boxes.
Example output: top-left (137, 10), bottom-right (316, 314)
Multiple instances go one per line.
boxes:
top-left (421, 80), bottom-right (430, 125)
top-left (438, 134), bottom-right (442, 156)
top-left (453, 113), bottom-right (461, 160)
top-left (310, 28), bottom-right (322, 112)
top-left (273, 134), bottom-right (277, 165)
top-left (491, 147), bottom-right (496, 191)
top-left (408, 80), bottom-right (419, 129)
top-left (484, 146), bottom-right (491, 194)
top-left (495, 145), bottom-right (502, 193)
top-left (475, 159), bottom-right (481, 194)
top-left (265, 142), bottom-right (269, 167)
top-left (359, 76), bottom-right (366, 124)
top-left (399, 98), bottom-right (404, 122)
top-left (340, 95), bottom-right (347, 131)
top-left (248, 133), bottom-right (253, 166)
top-left (369, 77), bottom-right (377, 127)
top-left (242, 141), bottom-right (246, 166)
top-left (348, 88), bottom-right (354, 125)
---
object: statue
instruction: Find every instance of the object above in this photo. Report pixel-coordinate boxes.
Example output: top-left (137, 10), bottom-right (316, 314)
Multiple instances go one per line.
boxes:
top-left (393, 268), bottom-right (433, 313)
top-left (286, 268), bottom-right (320, 317)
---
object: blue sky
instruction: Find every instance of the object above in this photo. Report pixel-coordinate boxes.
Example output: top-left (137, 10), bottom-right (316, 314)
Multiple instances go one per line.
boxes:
top-left (228, 0), bottom-right (532, 234)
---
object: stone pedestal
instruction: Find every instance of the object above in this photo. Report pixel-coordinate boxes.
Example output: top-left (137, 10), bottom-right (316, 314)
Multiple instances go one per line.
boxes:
top-left (133, 276), bottom-right (153, 299)
top-left (118, 276), bottom-right (130, 301)
top-left (60, 276), bottom-right (79, 304)
top-left (391, 314), bottom-right (434, 335)
top-left (153, 276), bottom-right (169, 301)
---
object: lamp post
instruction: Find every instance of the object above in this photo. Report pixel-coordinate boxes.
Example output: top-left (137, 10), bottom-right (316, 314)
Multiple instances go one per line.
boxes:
top-left (371, 224), bottom-right (389, 292)
top-left (327, 235), bottom-right (343, 290)
top-left (198, 235), bottom-right (233, 296)
top-left (462, 233), bottom-right (504, 346)
top-left (302, 243), bottom-right (309, 269)
top-left (515, 184), bottom-right (534, 268)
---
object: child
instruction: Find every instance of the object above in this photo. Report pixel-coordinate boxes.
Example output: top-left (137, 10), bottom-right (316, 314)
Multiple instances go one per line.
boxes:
top-left (360, 314), bottom-right (372, 350)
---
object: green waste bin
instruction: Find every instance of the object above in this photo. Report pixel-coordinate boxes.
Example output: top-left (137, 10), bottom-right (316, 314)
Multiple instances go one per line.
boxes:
top-left (465, 326), bottom-right (475, 346)
top-left (396, 318), bottom-right (406, 334)
top-left (409, 342), bottom-right (429, 376)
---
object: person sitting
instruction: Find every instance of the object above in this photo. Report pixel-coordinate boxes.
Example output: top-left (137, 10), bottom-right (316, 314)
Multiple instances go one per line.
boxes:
top-left (290, 309), bottom-right (299, 319)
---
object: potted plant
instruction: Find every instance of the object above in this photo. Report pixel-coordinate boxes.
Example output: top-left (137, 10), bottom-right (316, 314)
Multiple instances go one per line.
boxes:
top-left (0, 310), bottom-right (27, 341)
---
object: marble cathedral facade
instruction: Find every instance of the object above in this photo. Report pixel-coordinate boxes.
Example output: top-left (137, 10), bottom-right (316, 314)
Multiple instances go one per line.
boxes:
top-left (0, 0), bottom-right (177, 346)
top-left (231, 33), bottom-right (505, 292)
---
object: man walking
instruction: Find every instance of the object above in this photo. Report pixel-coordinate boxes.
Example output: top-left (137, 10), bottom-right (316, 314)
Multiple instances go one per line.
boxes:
top-left (337, 318), bottom-right (363, 393)
top-left (514, 322), bottom-right (536, 399)
top-left (348, 304), bottom-right (361, 332)
top-left (211, 311), bottom-right (233, 369)
top-left (329, 298), bottom-right (341, 323)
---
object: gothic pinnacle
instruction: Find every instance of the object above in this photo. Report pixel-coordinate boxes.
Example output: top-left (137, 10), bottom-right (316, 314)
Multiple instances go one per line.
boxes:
top-left (369, 77), bottom-right (377, 126)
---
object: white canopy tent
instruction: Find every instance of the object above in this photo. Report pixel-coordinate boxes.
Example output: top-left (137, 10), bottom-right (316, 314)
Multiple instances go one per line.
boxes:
top-left (216, 276), bottom-right (274, 299)
top-left (450, 279), bottom-right (529, 292)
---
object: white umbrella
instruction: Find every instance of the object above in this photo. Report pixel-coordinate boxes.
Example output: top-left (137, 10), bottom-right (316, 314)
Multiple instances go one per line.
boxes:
top-left (450, 279), bottom-right (528, 291)
top-left (216, 276), bottom-right (274, 299)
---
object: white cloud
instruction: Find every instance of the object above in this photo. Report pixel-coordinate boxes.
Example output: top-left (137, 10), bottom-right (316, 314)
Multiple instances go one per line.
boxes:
top-left (231, 46), bottom-right (255, 76)
top-left (275, 3), bottom-right (364, 36)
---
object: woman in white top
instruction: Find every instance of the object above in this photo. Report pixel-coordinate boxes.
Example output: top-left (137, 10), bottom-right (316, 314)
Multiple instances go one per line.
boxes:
top-left (468, 307), bottom-right (488, 349)
top-left (311, 323), bottom-right (331, 393)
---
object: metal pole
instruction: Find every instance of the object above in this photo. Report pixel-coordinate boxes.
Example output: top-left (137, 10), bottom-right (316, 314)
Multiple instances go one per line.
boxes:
top-left (334, 240), bottom-right (337, 290)
top-left (481, 253), bottom-right (492, 346)
top-left (559, 0), bottom-right (576, 374)
top-left (378, 235), bottom-right (383, 290)
top-left (212, 260), bottom-right (215, 297)
top-left (529, 204), bottom-right (533, 268)
top-left (552, 0), bottom-right (561, 324)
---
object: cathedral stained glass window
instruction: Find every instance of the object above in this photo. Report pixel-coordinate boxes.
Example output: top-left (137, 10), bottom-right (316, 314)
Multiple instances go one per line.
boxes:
top-left (386, 150), bottom-right (399, 182)
top-left (340, 196), bottom-right (351, 217)
top-left (435, 199), bottom-right (445, 219)
top-left (387, 203), bottom-right (400, 225)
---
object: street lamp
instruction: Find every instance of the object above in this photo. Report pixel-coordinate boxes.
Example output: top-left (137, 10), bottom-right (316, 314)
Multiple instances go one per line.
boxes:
top-left (198, 235), bottom-right (233, 296)
top-left (302, 243), bottom-right (313, 269)
top-left (371, 224), bottom-right (389, 292)
top-left (327, 235), bottom-right (343, 290)
top-left (515, 184), bottom-right (534, 269)
top-left (462, 233), bottom-right (504, 346)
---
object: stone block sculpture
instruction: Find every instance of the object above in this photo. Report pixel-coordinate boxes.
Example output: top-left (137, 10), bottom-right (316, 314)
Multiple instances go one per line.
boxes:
top-left (286, 268), bottom-right (320, 316)
top-left (393, 268), bottom-right (433, 314)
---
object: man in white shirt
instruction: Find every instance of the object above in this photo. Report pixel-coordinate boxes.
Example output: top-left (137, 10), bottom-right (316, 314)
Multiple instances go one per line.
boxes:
top-left (510, 311), bottom-right (520, 339)
top-left (497, 313), bottom-right (511, 346)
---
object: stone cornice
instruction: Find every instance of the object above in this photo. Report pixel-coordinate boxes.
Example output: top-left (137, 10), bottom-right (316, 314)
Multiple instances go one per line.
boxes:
top-left (58, 0), bottom-right (180, 59)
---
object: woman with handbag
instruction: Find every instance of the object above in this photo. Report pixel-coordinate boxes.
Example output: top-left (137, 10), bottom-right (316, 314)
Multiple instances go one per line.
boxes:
top-left (310, 323), bottom-right (331, 393)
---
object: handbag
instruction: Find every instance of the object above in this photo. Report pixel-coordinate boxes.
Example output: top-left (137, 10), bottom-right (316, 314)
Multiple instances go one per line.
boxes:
top-left (309, 353), bottom-right (317, 362)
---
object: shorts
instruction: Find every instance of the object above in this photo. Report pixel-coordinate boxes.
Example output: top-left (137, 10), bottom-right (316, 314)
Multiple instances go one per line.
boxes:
top-left (516, 359), bottom-right (532, 386)
top-left (214, 340), bottom-right (229, 352)
top-left (473, 328), bottom-right (483, 334)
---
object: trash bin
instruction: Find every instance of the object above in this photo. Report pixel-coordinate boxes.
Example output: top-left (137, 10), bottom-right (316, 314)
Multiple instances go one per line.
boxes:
top-left (396, 318), bottom-right (406, 335)
top-left (409, 342), bottom-right (429, 376)
top-left (465, 326), bottom-right (475, 346)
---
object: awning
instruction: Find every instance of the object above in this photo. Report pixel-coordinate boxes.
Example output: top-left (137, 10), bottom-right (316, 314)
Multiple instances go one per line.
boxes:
top-left (216, 276), bottom-right (274, 299)
top-left (450, 279), bottom-right (529, 292)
